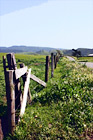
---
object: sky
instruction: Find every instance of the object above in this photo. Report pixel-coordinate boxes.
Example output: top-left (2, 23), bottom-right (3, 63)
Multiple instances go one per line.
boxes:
top-left (0, 0), bottom-right (93, 49)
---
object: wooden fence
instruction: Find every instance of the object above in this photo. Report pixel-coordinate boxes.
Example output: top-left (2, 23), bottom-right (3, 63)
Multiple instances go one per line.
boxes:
top-left (2, 52), bottom-right (61, 135)
top-left (45, 53), bottom-right (60, 82)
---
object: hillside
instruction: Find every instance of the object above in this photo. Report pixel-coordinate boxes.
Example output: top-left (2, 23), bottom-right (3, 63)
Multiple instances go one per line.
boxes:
top-left (0, 46), bottom-right (57, 54)
top-left (0, 46), bottom-right (92, 56)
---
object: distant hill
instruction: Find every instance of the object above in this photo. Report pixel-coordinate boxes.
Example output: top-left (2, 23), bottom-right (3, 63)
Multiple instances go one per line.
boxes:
top-left (36, 50), bottom-right (50, 55)
top-left (0, 46), bottom-right (57, 54)
top-left (0, 46), bottom-right (92, 56)
top-left (63, 48), bottom-right (93, 56)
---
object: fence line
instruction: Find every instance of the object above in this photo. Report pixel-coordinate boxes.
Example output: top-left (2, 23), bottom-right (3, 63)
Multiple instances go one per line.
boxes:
top-left (2, 52), bottom-right (61, 134)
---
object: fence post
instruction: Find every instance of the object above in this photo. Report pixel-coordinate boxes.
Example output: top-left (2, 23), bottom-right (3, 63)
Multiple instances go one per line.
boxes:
top-left (51, 53), bottom-right (54, 78)
top-left (20, 63), bottom-right (31, 103)
top-left (6, 70), bottom-right (15, 134)
top-left (7, 53), bottom-right (21, 110)
top-left (45, 56), bottom-right (50, 82)
top-left (3, 56), bottom-right (7, 98)
top-left (54, 55), bottom-right (56, 69)
top-left (3, 56), bottom-right (6, 76)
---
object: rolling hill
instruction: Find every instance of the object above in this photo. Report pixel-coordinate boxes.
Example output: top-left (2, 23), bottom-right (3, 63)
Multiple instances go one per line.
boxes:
top-left (0, 46), bottom-right (56, 54)
top-left (0, 46), bottom-right (93, 56)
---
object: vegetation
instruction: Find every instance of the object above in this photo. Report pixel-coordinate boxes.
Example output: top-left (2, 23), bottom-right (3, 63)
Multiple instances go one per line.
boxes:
top-left (1, 55), bottom-right (92, 140)
top-left (77, 57), bottom-right (93, 62)
top-left (72, 49), bottom-right (81, 57)
top-left (0, 53), bottom-right (7, 116)
top-left (63, 48), bottom-right (93, 56)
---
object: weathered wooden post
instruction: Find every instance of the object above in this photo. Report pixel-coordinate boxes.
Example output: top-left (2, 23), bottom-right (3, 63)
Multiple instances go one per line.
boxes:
top-left (6, 70), bottom-right (15, 134)
top-left (54, 55), bottom-right (56, 69)
top-left (55, 55), bottom-right (58, 68)
top-left (20, 68), bottom-right (31, 117)
top-left (45, 56), bottom-right (50, 82)
top-left (51, 53), bottom-right (54, 78)
top-left (3, 56), bottom-right (7, 97)
top-left (20, 63), bottom-right (31, 103)
top-left (7, 53), bottom-right (21, 110)
top-left (3, 56), bottom-right (15, 134)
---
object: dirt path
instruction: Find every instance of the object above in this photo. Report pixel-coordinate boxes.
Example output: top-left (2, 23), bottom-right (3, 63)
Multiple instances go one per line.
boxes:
top-left (66, 56), bottom-right (93, 68)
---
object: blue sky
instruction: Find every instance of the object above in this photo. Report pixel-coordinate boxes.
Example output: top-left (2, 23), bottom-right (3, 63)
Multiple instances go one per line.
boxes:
top-left (0, 0), bottom-right (93, 49)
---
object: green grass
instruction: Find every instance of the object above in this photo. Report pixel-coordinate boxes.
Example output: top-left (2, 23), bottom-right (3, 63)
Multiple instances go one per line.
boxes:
top-left (0, 53), bottom-right (7, 116)
top-left (5, 57), bottom-right (93, 140)
top-left (0, 53), bottom-right (93, 139)
top-left (0, 53), bottom-right (46, 116)
top-left (77, 57), bottom-right (93, 62)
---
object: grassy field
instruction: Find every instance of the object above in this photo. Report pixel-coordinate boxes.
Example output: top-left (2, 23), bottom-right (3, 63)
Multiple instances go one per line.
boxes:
top-left (77, 57), bottom-right (93, 62)
top-left (0, 53), bottom-right (93, 140)
top-left (5, 56), bottom-right (93, 140)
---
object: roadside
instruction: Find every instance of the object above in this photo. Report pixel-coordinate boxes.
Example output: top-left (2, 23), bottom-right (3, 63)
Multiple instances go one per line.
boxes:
top-left (78, 62), bottom-right (93, 68)
top-left (66, 56), bottom-right (93, 68)
top-left (66, 56), bottom-right (75, 61)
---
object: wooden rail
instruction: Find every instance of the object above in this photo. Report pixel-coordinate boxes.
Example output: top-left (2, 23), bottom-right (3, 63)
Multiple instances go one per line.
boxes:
top-left (15, 66), bottom-right (28, 79)
top-left (20, 68), bottom-right (31, 117)
top-left (30, 74), bottom-right (46, 87)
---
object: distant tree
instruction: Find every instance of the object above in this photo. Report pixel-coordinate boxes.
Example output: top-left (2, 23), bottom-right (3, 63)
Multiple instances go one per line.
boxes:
top-left (56, 50), bottom-right (63, 57)
top-left (72, 49), bottom-right (81, 57)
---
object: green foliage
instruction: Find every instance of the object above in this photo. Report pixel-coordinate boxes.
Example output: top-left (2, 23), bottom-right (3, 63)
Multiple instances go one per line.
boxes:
top-left (63, 48), bottom-right (93, 56)
top-left (5, 57), bottom-right (93, 140)
top-left (77, 57), bottom-right (93, 62)
top-left (0, 53), bottom-right (7, 116)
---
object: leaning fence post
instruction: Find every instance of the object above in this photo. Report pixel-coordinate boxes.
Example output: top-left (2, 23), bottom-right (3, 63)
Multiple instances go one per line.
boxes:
top-left (6, 70), bottom-right (15, 134)
top-left (45, 56), bottom-right (50, 82)
top-left (20, 63), bottom-right (31, 103)
top-left (51, 53), bottom-right (54, 78)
